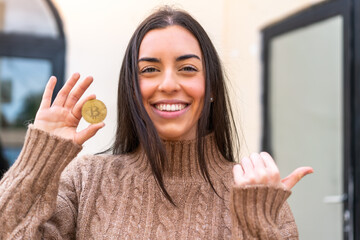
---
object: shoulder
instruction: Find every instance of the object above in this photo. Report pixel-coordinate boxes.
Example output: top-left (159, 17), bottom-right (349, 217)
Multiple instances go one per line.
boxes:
top-left (215, 160), bottom-right (236, 189)
top-left (68, 153), bottom-right (126, 170)
top-left (61, 150), bottom-right (147, 183)
top-left (207, 149), bottom-right (235, 180)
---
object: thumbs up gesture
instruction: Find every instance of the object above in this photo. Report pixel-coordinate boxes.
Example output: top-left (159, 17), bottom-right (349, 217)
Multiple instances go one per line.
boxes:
top-left (233, 152), bottom-right (313, 190)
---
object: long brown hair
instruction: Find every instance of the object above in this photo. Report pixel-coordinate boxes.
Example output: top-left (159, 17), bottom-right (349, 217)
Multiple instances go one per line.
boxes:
top-left (113, 6), bottom-right (238, 205)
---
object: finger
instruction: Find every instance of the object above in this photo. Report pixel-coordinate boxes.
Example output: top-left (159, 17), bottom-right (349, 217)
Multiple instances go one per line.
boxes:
top-left (233, 164), bottom-right (244, 185)
top-left (250, 153), bottom-right (266, 169)
top-left (240, 156), bottom-right (254, 172)
top-left (74, 122), bottom-right (105, 145)
top-left (72, 94), bottom-right (96, 120)
top-left (281, 167), bottom-right (314, 190)
top-left (52, 73), bottom-right (81, 107)
top-left (260, 152), bottom-right (281, 184)
top-left (260, 152), bottom-right (279, 173)
top-left (39, 76), bottom-right (57, 110)
top-left (250, 152), bottom-right (270, 184)
top-left (64, 76), bottom-right (93, 110)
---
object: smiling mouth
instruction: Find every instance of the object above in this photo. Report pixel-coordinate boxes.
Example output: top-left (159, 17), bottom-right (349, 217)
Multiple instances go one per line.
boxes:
top-left (153, 103), bottom-right (189, 112)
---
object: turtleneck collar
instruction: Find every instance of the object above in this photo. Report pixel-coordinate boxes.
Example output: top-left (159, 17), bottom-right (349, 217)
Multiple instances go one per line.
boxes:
top-left (133, 133), bottom-right (234, 182)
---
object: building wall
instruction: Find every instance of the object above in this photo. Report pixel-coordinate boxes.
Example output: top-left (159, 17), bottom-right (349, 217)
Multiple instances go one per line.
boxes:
top-left (53, 0), bottom-right (327, 157)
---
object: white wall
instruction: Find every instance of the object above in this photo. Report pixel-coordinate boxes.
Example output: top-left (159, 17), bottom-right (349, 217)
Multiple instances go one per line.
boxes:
top-left (54, 0), bottom-right (327, 157)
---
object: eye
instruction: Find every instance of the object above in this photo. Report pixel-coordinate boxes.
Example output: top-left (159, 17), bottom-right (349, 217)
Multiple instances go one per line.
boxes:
top-left (180, 66), bottom-right (198, 72)
top-left (140, 67), bottom-right (159, 74)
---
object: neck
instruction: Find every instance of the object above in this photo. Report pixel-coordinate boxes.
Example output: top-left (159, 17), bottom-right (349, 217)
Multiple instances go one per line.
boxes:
top-left (130, 133), bottom-right (234, 182)
top-left (160, 133), bottom-right (232, 181)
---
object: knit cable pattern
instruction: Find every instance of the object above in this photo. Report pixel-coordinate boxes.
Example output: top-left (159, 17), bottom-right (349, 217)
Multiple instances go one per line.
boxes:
top-left (0, 127), bottom-right (299, 239)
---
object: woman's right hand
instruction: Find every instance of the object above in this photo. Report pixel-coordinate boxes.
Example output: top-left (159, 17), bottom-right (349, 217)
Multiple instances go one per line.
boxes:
top-left (33, 73), bottom-right (105, 145)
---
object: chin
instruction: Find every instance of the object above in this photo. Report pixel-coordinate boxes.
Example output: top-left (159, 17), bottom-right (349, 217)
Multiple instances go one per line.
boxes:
top-left (158, 130), bottom-right (194, 141)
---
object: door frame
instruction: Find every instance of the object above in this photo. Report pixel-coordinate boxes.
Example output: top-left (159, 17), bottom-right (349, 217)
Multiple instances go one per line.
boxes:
top-left (352, 0), bottom-right (360, 238)
top-left (261, 0), bottom-right (357, 239)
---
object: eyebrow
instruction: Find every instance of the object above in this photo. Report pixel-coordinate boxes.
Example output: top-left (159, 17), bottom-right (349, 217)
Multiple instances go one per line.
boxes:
top-left (176, 54), bottom-right (201, 61)
top-left (138, 54), bottom-right (201, 63)
top-left (138, 57), bottom-right (160, 63)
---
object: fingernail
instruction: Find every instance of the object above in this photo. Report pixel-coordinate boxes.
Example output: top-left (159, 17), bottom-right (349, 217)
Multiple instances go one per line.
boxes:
top-left (303, 168), bottom-right (314, 177)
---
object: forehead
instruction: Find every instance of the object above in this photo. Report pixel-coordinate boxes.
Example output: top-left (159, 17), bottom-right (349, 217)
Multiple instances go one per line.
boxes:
top-left (139, 25), bottom-right (202, 57)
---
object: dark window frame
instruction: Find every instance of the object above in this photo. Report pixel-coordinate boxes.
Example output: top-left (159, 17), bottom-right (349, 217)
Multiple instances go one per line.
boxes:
top-left (0, 0), bottom-right (66, 98)
top-left (261, 0), bottom-right (358, 239)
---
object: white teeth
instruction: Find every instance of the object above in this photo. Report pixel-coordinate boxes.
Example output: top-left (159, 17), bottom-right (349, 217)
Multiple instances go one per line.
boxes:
top-left (155, 103), bottom-right (187, 112)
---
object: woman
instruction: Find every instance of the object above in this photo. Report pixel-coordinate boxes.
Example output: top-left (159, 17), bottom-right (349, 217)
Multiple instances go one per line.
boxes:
top-left (0, 7), bottom-right (312, 239)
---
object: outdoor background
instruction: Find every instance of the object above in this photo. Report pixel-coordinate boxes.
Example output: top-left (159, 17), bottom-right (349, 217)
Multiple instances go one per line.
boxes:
top-left (54, 0), bottom-right (326, 156)
top-left (1, 0), bottom-right (344, 239)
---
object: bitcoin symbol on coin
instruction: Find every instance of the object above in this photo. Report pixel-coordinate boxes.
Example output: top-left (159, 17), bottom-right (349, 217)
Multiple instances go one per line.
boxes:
top-left (90, 105), bottom-right (100, 119)
top-left (81, 99), bottom-right (107, 124)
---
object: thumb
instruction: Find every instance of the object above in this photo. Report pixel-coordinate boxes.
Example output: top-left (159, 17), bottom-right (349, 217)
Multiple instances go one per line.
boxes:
top-left (75, 122), bottom-right (105, 145)
top-left (281, 167), bottom-right (314, 190)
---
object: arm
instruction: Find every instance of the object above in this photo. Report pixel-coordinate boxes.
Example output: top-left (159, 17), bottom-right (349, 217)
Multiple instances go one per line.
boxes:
top-left (0, 73), bottom-right (104, 239)
top-left (0, 126), bottom-right (81, 239)
top-left (41, 155), bottom-right (83, 239)
top-left (230, 152), bottom-right (313, 240)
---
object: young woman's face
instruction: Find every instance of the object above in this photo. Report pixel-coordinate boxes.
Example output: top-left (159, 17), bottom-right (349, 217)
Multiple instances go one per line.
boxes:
top-left (138, 25), bottom-right (205, 141)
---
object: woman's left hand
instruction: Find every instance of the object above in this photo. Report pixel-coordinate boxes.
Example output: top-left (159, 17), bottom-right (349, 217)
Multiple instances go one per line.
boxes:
top-left (233, 152), bottom-right (313, 190)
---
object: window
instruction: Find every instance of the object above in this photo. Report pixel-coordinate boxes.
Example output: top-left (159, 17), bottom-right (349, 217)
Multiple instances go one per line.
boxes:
top-left (0, 0), bottom-right (65, 171)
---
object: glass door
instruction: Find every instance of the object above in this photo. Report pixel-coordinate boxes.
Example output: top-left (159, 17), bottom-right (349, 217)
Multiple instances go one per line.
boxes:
top-left (262, 0), bottom-right (354, 239)
top-left (269, 16), bottom-right (343, 239)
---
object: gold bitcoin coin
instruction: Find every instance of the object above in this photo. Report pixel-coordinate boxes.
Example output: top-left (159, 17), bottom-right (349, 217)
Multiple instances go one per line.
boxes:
top-left (81, 99), bottom-right (107, 124)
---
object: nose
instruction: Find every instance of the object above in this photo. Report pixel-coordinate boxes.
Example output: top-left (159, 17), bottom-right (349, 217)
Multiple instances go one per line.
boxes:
top-left (158, 69), bottom-right (181, 93)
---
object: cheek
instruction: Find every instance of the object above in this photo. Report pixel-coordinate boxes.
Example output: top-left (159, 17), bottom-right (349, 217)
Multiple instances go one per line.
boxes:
top-left (139, 80), bottom-right (154, 102)
top-left (185, 79), bottom-right (205, 106)
top-left (139, 80), bottom-right (156, 118)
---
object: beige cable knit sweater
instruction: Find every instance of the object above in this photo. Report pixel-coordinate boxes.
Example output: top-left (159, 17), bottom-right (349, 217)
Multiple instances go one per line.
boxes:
top-left (0, 126), bottom-right (298, 239)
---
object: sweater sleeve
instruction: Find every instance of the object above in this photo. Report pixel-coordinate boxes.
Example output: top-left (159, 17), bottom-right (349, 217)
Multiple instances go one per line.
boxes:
top-left (0, 125), bottom-right (82, 240)
top-left (40, 158), bottom-right (82, 239)
top-left (230, 185), bottom-right (299, 240)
